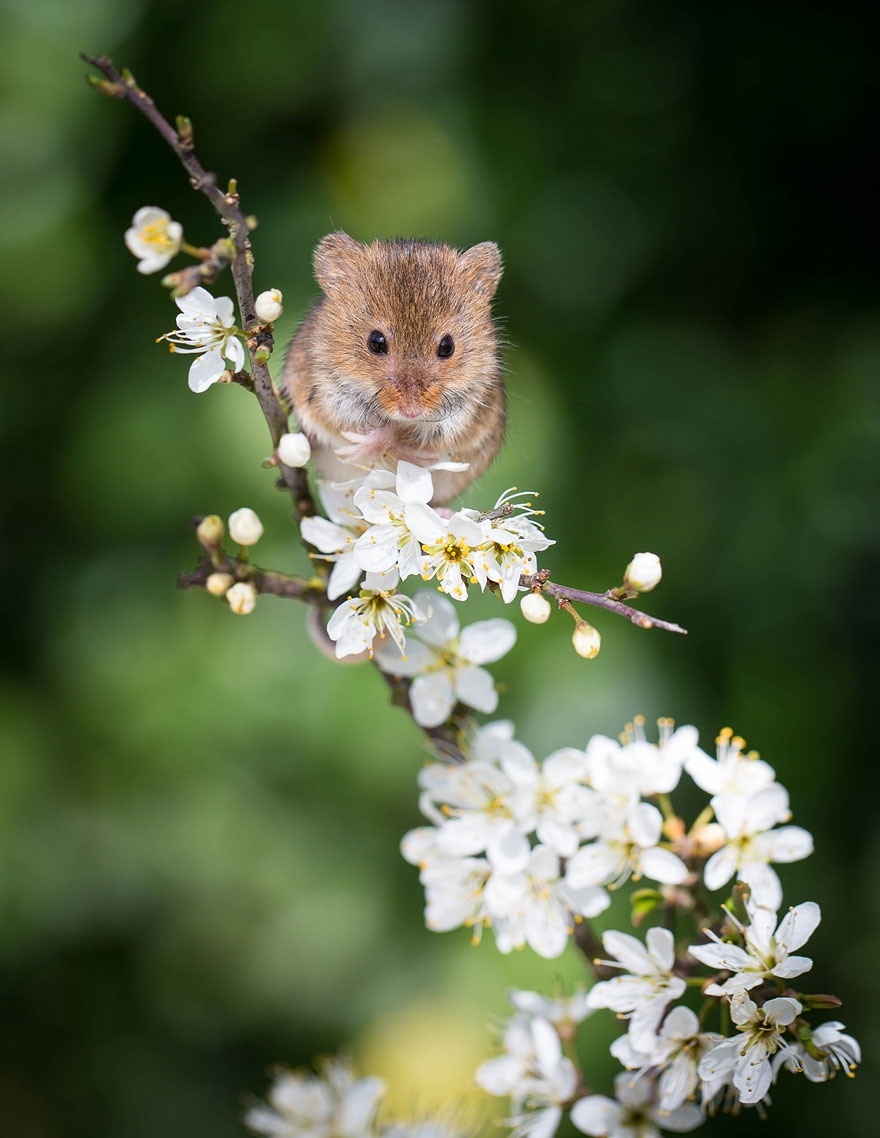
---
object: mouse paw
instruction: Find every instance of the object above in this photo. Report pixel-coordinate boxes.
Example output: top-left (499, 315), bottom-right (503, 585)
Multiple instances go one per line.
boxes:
top-left (391, 442), bottom-right (440, 466)
top-left (335, 427), bottom-right (397, 464)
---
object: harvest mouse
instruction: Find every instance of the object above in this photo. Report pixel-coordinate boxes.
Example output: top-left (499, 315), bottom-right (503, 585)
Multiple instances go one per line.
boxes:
top-left (282, 231), bottom-right (506, 504)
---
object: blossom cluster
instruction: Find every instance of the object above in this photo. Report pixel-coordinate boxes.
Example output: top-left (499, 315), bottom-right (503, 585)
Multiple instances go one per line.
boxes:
top-left (245, 1056), bottom-right (463, 1138)
top-left (127, 207), bottom-right (288, 392)
top-left (301, 461), bottom-right (554, 662)
top-left (402, 720), bottom-right (814, 958)
top-left (460, 721), bottom-right (858, 1137)
top-left (477, 936), bottom-right (858, 1138)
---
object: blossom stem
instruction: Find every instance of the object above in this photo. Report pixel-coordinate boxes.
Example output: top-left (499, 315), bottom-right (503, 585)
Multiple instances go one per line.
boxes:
top-left (689, 804), bottom-right (716, 834)
top-left (657, 792), bottom-right (677, 823)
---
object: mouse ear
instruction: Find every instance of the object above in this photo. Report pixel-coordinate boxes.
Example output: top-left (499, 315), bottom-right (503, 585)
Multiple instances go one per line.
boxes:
top-left (459, 241), bottom-right (503, 298)
top-left (314, 232), bottom-right (362, 292)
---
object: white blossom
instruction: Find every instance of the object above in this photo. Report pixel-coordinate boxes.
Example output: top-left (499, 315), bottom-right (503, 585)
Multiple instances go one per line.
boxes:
top-left (570, 1072), bottom-right (704, 1137)
top-left (416, 725), bottom-right (527, 819)
top-left (474, 506), bottom-right (554, 603)
top-left (159, 286), bottom-right (246, 392)
top-left (415, 852), bottom-right (493, 935)
top-left (420, 734), bottom-right (592, 862)
top-left (352, 462), bottom-right (437, 579)
top-left (205, 571), bottom-right (233, 597)
top-left (697, 992), bottom-right (802, 1105)
top-left (585, 928), bottom-right (687, 1050)
top-left (508, 987), bottom-right (592, 1032)
top-left (520, 592), bottom-right (552, 623)
top-left (476, 1015), bottom-right (578, 1138)
top-left (373, 591), bottom-right (515, 728)
top-left (475, 1014), bottom-right (541, 1098)
top-left (565, 800), bottom-right (689, 891)
top-left (228, 507), bottom-right (264, 546)
top-left (610, 1005), bottom-right (723, 1114)
top-left (688, 898), bottom-right (820, 996)
top-left (124, 205), bottom-right (182, 274)
top-left (402, 837), bottom-right (607, 958)
top-left (301, 481), bottom-right (370, 601)
top-left (685, 727), bottom-right (776, 803)
top-left (773, 1020), bottom-right (860, 1083)
top-left (325, 575), bottom-right (426, 659)
top-left (417, 754), bottom-right (529, 874)
top-left (226, 581), bottom-right (257, 615)
top-left (278, 431), bottom-right (311, 468)
top-left (572, 622), bottom-right (601, 659)
top-left (505, 745), bottom-right (595, 859)
top-left (244, 1057), bottom-right (384, 1138)
top-left (196, 514), bottom-right (224, 546)
top-left (255, 287), bottom-right (284, 323)
top-left (585, 720), bottom-right (697, 803)
top-left (412, 509), bottom-right (491, 602)
top-left (704, 784), bottom-right (813, 909)
top-left (623, 552), bottom-right (662, 593)
top-left (486, 844), bottom-right (610, 959)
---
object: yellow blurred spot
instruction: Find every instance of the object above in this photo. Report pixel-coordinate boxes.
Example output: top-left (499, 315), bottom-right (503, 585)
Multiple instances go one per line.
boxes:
top-left (358, 993), bottom-right (495, 1125)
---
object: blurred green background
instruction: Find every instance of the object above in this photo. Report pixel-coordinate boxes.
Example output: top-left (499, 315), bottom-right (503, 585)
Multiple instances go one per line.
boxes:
top-left (2, 0), bottom-right (878, 1134)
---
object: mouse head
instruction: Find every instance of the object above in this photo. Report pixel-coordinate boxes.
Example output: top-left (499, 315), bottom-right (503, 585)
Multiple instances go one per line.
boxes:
top-left (313, 231), bottom-right (502, 424)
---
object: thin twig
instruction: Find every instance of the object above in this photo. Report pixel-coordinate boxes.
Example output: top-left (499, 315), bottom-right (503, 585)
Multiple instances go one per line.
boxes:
top-left (521, 570), bottom-right (687, 635)
top-left (82, 53), bottom-right (315, 521)
top-left (572, 920), bottom-right (618, 980)
top-left (178, 558), bottom-right (326, 603)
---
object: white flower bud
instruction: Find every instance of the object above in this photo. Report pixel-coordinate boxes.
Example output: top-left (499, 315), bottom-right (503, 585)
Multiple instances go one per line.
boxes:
top-left (277, 431), bottom-right (311, 468)
top-left (690, 822), bottom-right (727, 858)
top-left (205, 572), bottom-right (234, 597)
top-left (520, 591), bottom-right (551, 624)
top-left (228, 507), bottom-right (264, 546)
top-left (624, 551), bottom-right (662, 593)
top-left (255, 288), bottom-right (283, 323)
top-left (226, 581), bottom-right (257, 615)
top-left (196, 514), bottom-right (224, 547)
top-left (572, 621), bottom-right (601, 659)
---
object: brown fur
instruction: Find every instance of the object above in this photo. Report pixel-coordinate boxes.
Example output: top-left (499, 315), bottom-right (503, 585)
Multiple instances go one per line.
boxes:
top-left (282, 232), bottom-right (506, 504)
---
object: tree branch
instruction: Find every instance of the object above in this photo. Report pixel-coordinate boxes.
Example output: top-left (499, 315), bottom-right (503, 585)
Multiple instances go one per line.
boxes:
top-left (82, 53), bottom-right (315, 521)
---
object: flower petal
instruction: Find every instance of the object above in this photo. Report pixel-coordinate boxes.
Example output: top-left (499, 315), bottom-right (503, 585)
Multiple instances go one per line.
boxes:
top-left (570, 1094), bottom-right (621, 1136)
top-left (187, 348), bottom-right (225, 392)
top-left (458, 619), bottom-right (517, 664)
top-left (409, 671), bottom-right (455, 728)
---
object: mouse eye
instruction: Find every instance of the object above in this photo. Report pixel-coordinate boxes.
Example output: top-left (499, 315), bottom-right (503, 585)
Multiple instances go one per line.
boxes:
top-left (437, 334), bottom-right (455, 359)
top-left (367, 330), bottom-right (388, 354)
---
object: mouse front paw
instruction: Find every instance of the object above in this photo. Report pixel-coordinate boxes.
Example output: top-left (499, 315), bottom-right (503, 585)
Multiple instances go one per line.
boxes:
top-left (335, 427), bottom-right (397, 465)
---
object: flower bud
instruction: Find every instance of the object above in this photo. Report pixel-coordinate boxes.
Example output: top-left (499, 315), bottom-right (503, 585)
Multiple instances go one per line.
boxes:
top-left (520, 591), bottom-right (551, 624)
top-left (624, 552), bottom-right (662, 593)
top-left (277, 431), bottom-right (311, 468)
top-left (228, 507), bottom-right (264, 546)
top-left (690, 822), bottom-right (726, 858)
top-left (196, 514), bottom-right (224, 547)
top-left (226, 581), bottom-right (257, 615)
top-left (205, 572), bottom-right (234, 597)
top-left (255, 288), bottom-right (283, 323)
top-left (572, 621), bottom-right (601, 659)
top-left (799, 993), bottom-right (843, 1010)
